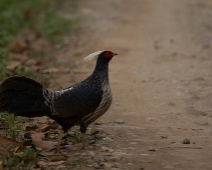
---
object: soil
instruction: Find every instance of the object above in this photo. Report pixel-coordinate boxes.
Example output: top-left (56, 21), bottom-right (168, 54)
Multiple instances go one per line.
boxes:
top-left (52, 0), bottom-right (212, 169)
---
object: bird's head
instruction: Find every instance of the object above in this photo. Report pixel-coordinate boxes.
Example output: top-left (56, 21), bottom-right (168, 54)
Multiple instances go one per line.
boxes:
top-left (84, 50), bottom-right (117, 63)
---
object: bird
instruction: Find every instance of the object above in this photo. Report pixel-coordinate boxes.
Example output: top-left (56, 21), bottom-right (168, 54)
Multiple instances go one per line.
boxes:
top-left (0, 50), bottom-right (117, 150)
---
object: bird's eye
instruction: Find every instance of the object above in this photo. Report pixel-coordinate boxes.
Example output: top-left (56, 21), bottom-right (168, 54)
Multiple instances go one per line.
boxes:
top-left (103, 51), bottom-right (113, 59)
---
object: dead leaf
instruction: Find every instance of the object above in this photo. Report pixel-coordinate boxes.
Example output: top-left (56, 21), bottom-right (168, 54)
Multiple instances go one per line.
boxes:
top-left (25, 123), bottom-right (38, 132)
top-left (0, 166), bottom-right (3, 170)
top-left (10, 54), bottom-right (28, 62)
top-left (0, 135), bottom-right (21, 146)
top-left (40, 123), bottom-right (59, 132)
top-left (42, 68), bottom-right (59, 74)
top-left (32, 61), bottom-right (45, 71)
top-left (38, 160), bottom-right (65, 166)
top-left (8, 40), bottom-right (29, 53)
top-left (46, 154), bottom-right (69, 162)
top-left (31, 133), bottom-right (57, 150)
top-left (0, 147), bottom-right (9, 164)
top-left (6, 61), bottom-right (22, 71)
top-left (31, 132), bottom-right (45, 139)
top-left (24, 155), bottom-right (38, 165)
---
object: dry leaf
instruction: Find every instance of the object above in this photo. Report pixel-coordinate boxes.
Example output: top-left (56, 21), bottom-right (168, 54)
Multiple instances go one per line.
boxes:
top-left (40, 123), bottom-right (59, 132)
top-left (42, 68), bottom-right (59, 73)
top-left (32, 61), bottom-right (45, 71)
top-left (31, 132), bottom-right (45, 139)
top-left (7, 61), bottom-right (22, 71)
top-left (10, 54), bottom-right (28, 62)
top-left (33, 116), bottom-right (49, 124)
top-left (38, 160), bottom-right (65, 166)
top-left (0, 147), bottom-right (9, 164)
top-left (46, 154), bottom-right (69, 162)
top-left (31, 133), bottom-right (57, 150)
top-left (8, 40), bottom-right (28, 53)
top-left (0, 135), bottom-right (21, 146)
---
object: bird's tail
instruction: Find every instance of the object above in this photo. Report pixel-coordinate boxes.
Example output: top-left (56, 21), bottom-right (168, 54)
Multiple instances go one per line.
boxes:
top-left (0, 76), bottom-right (51, 117)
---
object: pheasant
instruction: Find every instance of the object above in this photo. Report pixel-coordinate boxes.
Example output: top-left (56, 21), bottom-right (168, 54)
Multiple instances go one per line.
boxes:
top-left (0, 50), bottom-right (117, 149)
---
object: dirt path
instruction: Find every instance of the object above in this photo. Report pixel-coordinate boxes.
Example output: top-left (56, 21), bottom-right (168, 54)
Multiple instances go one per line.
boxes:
top-left (54, 1), bottom-right (212, 169)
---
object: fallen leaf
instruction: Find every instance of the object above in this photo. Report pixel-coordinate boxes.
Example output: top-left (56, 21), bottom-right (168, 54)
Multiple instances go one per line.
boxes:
top-left (0, 136), bottom-right (21, 146)
top-left (10, 54), bottom-right (28, 62)
top-left (46, 154), bottom-right (69, 162)
top-left (8, 40), bottom-right (28, 53)
top-left (38, 160), bottom-right (65, 166)
top-left (39, 123), bottom-right (59, 132)
top-left (31, 132), bottom-right (45, 139)
top-left (32, 61), bottom-right (45, 71)
top-left (42, 68), bottom-right (59, 73)
top-left (0, 147), bottom-right (9, 164)
top-left (33, 116), bottom-right (49, 124)
top-left (6, 61), bottom-right (22, 71)
top-left (31, 133), bottom-right (57, 150)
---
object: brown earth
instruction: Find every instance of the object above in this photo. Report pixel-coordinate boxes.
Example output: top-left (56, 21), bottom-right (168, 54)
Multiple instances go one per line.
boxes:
top-left (52, 0), bottom-right (212, 169)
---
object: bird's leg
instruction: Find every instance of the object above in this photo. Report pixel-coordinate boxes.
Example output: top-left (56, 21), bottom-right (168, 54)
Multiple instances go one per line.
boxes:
top-left (81, 132), bottom-right (86, 150)
top-left (80, 126), bottom-right (87, 150)
top-left (55, 129), bottom-right (64, 153)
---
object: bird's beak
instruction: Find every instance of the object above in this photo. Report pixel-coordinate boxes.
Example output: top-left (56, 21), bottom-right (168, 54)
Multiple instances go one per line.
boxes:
top-left (113, 53), bottom-right (118, 56)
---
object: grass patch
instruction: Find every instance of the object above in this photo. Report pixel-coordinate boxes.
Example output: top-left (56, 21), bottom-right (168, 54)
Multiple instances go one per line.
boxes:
top-left (1, 146), bottom-right (37, 169)
top-left (0, 1), bottom-right (79, 168)
top-left (0, 113), bottom-right (27, 141)
top-left (0, 0), bottom-right (78, 81)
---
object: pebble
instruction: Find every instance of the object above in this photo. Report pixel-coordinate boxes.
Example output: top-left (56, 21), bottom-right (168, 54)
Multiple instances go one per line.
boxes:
top-left (193, 120), bottom-right (209, 126)
top-left (147, 148), bottom-right (156, 151)
top-left (111, 164), bottom-right (119, 168)
top-left (93, 163), bottom-right (101, 169)
top-left (81, 152), bottom-right (89, 157)
top-left (63, 68), bottom-right (70, 74)
top-left (115, 119), bottom-right (125, 124)
top-left (182, 138), bottom-right (190, 144)
top-left (185, 107), bottom-right (207, 116)
top-left (89, 140), bottom-right (96, 144)
top-left (88, 151), bottom-right (95, 157)
top-left (101, 146), bottom-right (110, 152)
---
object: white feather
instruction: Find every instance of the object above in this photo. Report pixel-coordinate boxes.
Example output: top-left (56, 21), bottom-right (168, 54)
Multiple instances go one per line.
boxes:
top-left (84, 51), bottom-right (104, 62)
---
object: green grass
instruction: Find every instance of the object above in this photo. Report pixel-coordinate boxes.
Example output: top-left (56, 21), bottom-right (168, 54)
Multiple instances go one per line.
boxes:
top-left (0, 1), bottom-right (79, 168)
top-left (1, 146), bottom-right (37, 169)
top-left (0, 0), bottom-right (78, 81)
top-left (0, 112), bottom-right (27, 141)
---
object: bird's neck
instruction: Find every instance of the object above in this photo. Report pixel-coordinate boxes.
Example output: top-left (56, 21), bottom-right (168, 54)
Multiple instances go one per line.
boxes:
top-left (93, 60), bottom-right (109, 74)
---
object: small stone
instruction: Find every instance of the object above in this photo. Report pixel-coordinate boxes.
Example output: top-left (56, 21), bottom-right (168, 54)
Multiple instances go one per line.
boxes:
top-left (147, 148), bottom-right (156, 151)
top-left (170, 141), bottom-right (176, 144)
top-left (99, 162), bottom-right (105, 167)
top-left (115, 119), bottom-right (125, 124)
top-left (63, 68), bottom-right (70, 74)
top-left (89, 140), bottom-right (96, 145)
top-left (193, 120), bottom-right (209, 126)
top-left (81, 152), bottom-right (89, 157)
top-left (101, 146), bottom-right (109, 152)
top-left (111, 164), bottom-right (119, 168)
top-left (182, 138), bottom-right (190, 144)
top-left (93, 163), bottom-right (101, 169)
top-left (73, 153), bottom-right (80, 156)
top-left (88, 151), bottom-right (95, 157)
top-left (109, 149), bottom-right (114, 153)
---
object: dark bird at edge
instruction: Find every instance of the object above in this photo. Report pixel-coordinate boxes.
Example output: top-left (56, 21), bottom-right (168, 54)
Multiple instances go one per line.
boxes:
top-left (0, 50), bottom-right (117, 150)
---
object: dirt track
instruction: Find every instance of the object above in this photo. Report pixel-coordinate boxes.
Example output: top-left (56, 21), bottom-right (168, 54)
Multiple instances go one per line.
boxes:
top-left (55, 1), bottom-right (212, 169)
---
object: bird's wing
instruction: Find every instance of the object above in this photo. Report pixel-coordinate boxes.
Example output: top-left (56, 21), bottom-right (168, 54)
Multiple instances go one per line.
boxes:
top-left (54, 87), bottom-right (102, 118)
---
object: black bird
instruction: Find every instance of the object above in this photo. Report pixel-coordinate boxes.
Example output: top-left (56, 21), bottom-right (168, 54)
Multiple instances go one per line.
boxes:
top-left (0, 50), bottom-right (117, 149)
